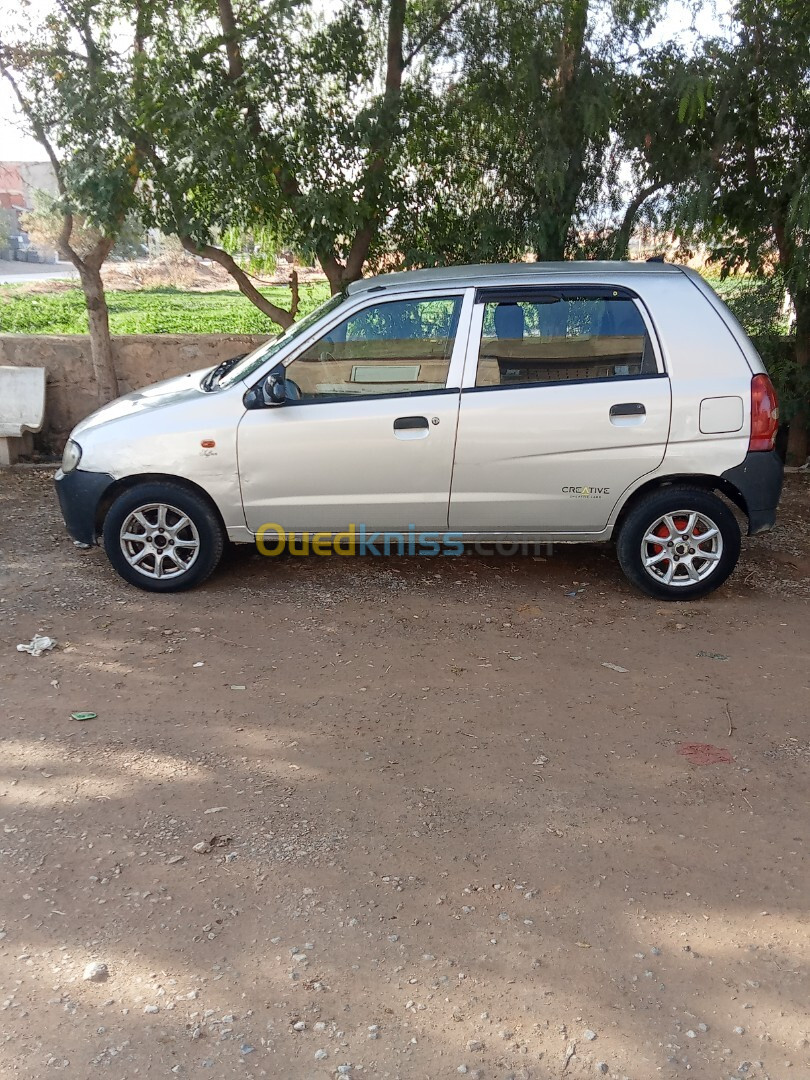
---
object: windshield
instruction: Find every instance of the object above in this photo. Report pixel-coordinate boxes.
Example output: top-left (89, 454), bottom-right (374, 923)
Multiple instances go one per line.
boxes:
top-left (216, 292), bottom-right (346, 389)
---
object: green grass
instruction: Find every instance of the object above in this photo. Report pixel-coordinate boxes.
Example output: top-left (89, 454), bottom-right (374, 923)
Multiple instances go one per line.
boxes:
top-left (0, 282), bottom-right (332, 335)
top-left (0, 273), bottom-right (790, 339)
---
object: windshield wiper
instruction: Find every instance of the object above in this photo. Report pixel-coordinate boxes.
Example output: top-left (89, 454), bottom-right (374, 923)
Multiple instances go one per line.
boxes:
top-left (202, 353), bottom-right (246, 391)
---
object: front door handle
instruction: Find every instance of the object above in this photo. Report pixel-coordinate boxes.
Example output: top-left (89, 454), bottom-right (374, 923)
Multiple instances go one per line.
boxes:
top-left (394, 416), bottom-right (429, 430)
top-left (394, 415), bottom-right (430, 440)
top-left (610, 402), bottom-right (646, 417)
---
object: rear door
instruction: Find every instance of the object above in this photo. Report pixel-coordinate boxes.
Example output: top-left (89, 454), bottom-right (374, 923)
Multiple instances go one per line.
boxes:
top-left (449, 285), bottom-right (672, 533)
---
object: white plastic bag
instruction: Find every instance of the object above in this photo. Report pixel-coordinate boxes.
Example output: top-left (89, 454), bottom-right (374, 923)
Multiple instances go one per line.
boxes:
top-left (16, 635), bottom-right (57, 657)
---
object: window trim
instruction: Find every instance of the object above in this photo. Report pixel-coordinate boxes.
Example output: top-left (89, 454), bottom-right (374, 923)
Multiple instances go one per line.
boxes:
top-left (275, 385), bottom-right (462, 408)
top-left (463, 284), bottom-right (666, 391)
top-left (461, 371), bottom-right (669, 395)
top-left (248, 288), bottom-right (474, 406)
top-left (473, 283), bottom-right (643, 304)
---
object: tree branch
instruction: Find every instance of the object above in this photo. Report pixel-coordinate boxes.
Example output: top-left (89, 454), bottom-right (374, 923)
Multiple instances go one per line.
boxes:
top-left (343, 0), bottom-right (406, 282)
top-left (108, 99), bottom-right (297, 324)
top-left (612, 181), bottom-right (663, 258)
top-left (0, 50), bottom-right (80, 267)
top-left (180, 238), bottom-right (295, 328)
top-left (385, 0), bottom-right (406, 93)
top-left (316, 250), bottom-right (347, 294)
top-left (403, 0), bottom-right (466, 67)
top-left (216, 0), bottom-right (267, 146)
top-left (3, 5), bottom-right (136, 274)
top-left (84, 233), bottom-right (117, 274)
top-left (217, 0), bottom-right (245, 81)
top-left (54, 0), bottom-right (100, 71)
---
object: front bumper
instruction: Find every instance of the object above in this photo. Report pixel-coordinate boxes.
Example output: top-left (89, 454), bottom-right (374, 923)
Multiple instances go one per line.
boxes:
top-left (54, 468), bottom-right (115, 546)
top-left (721, 450), bottom-right (784, 535)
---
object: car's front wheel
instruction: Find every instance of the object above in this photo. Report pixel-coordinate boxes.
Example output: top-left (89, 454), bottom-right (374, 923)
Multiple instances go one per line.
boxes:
top-left (102, 482), bottom-right (225, 592)
top-left (616, 487), bottom-right (741, 600)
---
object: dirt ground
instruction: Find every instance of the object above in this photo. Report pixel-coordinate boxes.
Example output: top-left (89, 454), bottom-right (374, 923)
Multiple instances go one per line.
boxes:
top-left (1, 469), bottom-right (809, 1080)
top-left (5, 255), bottom-right (326, 295)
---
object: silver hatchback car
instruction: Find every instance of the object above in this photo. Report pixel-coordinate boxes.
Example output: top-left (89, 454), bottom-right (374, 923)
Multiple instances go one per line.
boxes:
top-left (55, 262), bottom-right (783, 598)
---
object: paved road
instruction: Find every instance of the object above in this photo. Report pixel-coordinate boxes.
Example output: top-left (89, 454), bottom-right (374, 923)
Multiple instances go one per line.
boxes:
top-left (0, 258), bottom-right (78, 284)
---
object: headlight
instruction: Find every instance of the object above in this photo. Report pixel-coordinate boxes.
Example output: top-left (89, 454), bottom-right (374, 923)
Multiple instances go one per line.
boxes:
top-left (61, 439), bottom-right (82, 473)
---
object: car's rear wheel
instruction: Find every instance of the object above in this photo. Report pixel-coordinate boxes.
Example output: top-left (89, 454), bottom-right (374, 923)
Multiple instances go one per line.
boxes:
top-left (102, 482), bottom-right (225, 592)
top-left (616, 487), bottom-right (741, 600)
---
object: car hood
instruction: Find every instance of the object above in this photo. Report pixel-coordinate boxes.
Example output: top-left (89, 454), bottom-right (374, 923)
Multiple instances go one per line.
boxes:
top-left (71, 369), bottom-right (211, 438)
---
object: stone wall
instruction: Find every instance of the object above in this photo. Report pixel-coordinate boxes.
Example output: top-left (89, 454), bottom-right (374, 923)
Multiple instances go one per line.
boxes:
top-left (0, 333), bottom-right (270, 452)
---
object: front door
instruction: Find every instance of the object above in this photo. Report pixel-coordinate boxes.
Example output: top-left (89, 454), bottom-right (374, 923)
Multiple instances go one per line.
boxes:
top-left (449, 286), bottom-right (673, 533)
top-left (238, 293), bottom-right (468, 534)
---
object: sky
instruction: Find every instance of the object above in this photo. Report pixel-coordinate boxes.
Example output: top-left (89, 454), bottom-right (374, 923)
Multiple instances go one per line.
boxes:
top-left (0, 118), bottom-right (41, 162)
top-left (0, 0), bottom-right (48, 159)
top-left (0, 0), bottom-right (733, 164)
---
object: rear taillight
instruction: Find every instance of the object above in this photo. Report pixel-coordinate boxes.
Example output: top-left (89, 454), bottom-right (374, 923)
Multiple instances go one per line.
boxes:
top-left (749, 373), bottom-right (779, 452)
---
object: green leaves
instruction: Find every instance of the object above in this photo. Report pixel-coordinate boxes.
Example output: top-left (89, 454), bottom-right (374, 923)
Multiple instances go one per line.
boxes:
top-left (392, 0), bottom-right (657, 264)
top-left (677, 74), bottom-right (711, 123)
top-left (1, 0), bottom-right (142, 236)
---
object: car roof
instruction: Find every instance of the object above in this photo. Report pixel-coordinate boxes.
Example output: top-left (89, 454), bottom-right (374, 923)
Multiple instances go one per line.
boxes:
top-left (347, 261), bottom-right (684, 296)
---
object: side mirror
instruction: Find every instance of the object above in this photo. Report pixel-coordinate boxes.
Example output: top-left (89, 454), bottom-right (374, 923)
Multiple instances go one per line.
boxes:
top-left (262, 371), bottom-right (287, 406)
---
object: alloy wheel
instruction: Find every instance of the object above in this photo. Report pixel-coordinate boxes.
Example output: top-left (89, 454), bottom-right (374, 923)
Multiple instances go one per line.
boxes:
top-left (641, 510), bottom-right (724, 588)
top-left (119, 502), bottom-right (201, 580)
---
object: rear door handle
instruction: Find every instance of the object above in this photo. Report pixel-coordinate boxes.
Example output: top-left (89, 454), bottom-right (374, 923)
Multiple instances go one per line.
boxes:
top-left (610, 402), bottom-right (646, 417)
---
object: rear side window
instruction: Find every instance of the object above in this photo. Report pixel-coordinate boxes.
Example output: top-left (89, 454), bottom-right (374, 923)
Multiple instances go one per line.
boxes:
top-left (476, 293), bottom-right (658, 388)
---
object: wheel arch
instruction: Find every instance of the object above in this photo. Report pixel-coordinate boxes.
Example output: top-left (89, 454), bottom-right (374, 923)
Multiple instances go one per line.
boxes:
top-left (612, 473), bottom-right (749, 536)
top-left (95, 473), bottom-right (228, 538)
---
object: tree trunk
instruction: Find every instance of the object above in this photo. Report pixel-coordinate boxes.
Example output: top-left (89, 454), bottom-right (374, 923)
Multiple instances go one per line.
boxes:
top-left (78, 263), bottom-right (119, 403)
top-left (611, 183), bottom-right (662, 259)
top-left (318, 251), bottom-right (347, 296)
top-left (339, 0), bottom-right (406, 286)
top-left (1, 47), bottom-right (123, 404)
top-left (785, 289), bottom-right (809, 467)
top-left (531, 0), bottom-right (590, 259)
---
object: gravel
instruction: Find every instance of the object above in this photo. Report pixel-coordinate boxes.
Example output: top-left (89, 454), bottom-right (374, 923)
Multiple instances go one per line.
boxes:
top-left (82, 961), bottom-right (109, 982)
top-left (0, 468), bottom-right (808, 1080)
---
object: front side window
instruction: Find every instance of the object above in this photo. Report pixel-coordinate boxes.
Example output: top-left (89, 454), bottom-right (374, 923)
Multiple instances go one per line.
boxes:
top-left (284, 295), bottom-right (461, 402)
top-left (475, 292), bottom-right (658, 388)
top-left (217, 292), bottom-right (346, 389)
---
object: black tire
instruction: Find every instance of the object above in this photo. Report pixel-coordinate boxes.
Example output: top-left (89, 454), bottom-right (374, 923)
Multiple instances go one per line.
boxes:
top-left (102, 481), bottom-right (225, 592)
top-left (616, 486), bottom-right (741, 600)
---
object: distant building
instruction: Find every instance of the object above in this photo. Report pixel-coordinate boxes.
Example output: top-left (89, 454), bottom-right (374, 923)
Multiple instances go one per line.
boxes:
top-left (0, 160), bottom-right (60, 261)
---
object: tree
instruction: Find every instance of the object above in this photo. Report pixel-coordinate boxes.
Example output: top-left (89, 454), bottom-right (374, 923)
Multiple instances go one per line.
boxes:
top-left (665, 0), bottom-right (810, 465)
top-left (114, 0), bottom-right (468, 325)
top-left (603, 44), bottom-right (717, 259)
top-left (389, 0), bottom-right (664, 266)
top-left (21, 191), bottom-right (146, 260)
top-left (0, 3), bottom-right (144, 402)
top-left (3, 0), bottom-right (677, 354)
